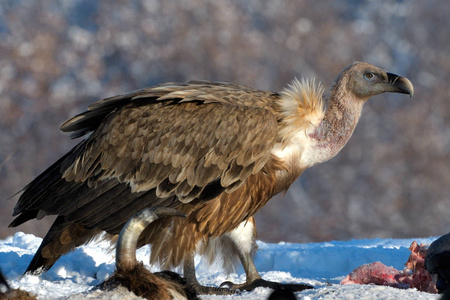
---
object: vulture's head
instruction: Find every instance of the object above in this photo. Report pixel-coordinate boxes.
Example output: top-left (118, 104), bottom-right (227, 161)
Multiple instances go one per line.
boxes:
top-left (343, 62), bottom-right (414, 101)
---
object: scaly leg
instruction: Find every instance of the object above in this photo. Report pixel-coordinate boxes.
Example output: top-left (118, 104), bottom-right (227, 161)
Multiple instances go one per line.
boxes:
top-left (183, 251), bottom-right (237, 295)
top-left (220, 217), bottom-right (313, 292)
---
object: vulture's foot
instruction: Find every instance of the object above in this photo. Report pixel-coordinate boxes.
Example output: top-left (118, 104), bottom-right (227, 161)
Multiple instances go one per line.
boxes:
top-left (191, 282), bottom-right (239, 295)
top-left (220, 278), bottom-right (314, 292)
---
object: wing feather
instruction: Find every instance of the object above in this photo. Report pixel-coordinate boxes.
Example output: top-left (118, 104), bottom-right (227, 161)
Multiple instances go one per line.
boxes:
top-left (12, 81), bottom-right (279, 233)
top-left (65, 99), bottom-right (278, 203)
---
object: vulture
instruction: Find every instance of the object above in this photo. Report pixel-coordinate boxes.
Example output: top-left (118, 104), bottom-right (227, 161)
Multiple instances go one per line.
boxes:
top-left (9, 62), bottom-right (413, 294)
top-left (425, 232), bottom-right (450, 293)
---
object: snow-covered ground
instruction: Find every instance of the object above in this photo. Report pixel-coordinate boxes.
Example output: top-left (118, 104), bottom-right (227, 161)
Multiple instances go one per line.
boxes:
top-left (0, 232), bottom-right (441, 299)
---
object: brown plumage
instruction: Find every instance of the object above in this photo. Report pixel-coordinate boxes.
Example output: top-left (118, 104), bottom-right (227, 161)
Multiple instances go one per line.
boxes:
top-left (10, 62), bottom-right (413, 293)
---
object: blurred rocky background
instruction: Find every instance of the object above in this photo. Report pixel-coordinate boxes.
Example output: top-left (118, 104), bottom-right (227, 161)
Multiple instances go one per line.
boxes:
top-left (1, 0), bottom-right (449, 243)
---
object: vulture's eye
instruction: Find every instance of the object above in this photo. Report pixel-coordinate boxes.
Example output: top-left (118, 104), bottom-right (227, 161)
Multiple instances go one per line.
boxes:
top-left (365, 72), bottom-right (374, 79)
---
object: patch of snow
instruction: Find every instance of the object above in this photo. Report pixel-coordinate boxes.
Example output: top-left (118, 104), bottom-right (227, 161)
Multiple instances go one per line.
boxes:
top-left (0, 232), bottom-right (440, 299)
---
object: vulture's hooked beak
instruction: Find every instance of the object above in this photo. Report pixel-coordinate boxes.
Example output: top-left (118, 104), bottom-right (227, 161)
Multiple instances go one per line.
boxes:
top-left (387, 72), bottom-right (414, 98)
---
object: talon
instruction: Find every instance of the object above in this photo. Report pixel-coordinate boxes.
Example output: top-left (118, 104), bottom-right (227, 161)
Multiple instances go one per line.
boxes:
top-left (191, 283), bottom-right (239, 295)
top-left (225, 279), bottom-right (314, 292)
top-left (219, 281), bottom-right (234, 289)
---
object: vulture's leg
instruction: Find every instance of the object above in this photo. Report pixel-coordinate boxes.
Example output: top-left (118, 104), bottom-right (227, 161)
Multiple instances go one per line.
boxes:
top-left (106, 207), bottom-right (200, 300)
top-left (116, 207), bottom-right (185, 272)
top-left (220, 218), bottom-right (314, 292)
top-left (183, 252), bottom-right (237, 295)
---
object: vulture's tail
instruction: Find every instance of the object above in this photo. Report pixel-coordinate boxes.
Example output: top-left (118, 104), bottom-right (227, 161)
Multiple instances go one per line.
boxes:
top-left (9, 141), bottom-right (87, 226)
top-left (25, 216), bottom-right (100, 275)
top-left (25, 216), bottom-right (65, 274)
top-left (5, 140), bottom-right (98, 275)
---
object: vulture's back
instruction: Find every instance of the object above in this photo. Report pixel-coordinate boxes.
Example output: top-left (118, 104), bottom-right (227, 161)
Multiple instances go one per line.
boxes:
top-left (61, 81), bottom-right (279, 138)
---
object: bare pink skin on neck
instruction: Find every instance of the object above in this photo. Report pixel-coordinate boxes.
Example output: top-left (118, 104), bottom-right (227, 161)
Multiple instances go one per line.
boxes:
top-left (309, 83), bottom-right (364, 160)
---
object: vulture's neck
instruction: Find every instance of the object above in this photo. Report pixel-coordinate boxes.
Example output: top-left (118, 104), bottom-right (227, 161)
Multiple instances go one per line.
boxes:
top-left (272, 74), bottom-right (364, 190)
top-left (310, 75), bottom-right (365, 160)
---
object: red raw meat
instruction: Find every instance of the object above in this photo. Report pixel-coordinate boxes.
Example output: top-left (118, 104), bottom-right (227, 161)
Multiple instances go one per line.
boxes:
top-left (340, 241), bottom-right (438, 293)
